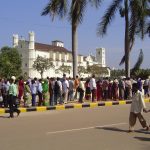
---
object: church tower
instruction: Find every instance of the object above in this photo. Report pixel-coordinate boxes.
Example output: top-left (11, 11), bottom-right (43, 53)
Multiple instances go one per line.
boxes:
top-left (96, 48), bottom-right (106, 67)
top-left (29, 31), bottom-right (35, 50)
top-left (12, 34), bottom-right (19, 48)
top-left (28, 31), bottom-right (36, 77)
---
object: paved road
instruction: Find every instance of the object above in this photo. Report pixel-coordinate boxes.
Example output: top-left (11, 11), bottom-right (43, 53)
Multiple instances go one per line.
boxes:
top-left (0, 104), bottom-right (150, 150)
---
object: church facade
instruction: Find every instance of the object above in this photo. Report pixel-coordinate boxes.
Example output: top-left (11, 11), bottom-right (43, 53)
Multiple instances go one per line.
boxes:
top-left (12, 31), bottom-right (110, 78)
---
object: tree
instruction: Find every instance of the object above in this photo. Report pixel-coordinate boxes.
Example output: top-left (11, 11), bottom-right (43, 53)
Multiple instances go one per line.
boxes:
top-left (33, 56), bottom-right (54, 78)
top-left (110, 69), bottom-right (125, 79)
top-left (0, 46), bottom-right (22, 78)
top-left (55, 64), bottom-right (71, 75)
top-left (135, 1), bottom-right (150, 39)
top-left (87, 65), bottom-right (109, 77)
top-left (97, 0), bottom-right (150, 78)
top-left (41, 0), bottom-right (102, 78)
top-left (78, 66), bottom-right (87, 77)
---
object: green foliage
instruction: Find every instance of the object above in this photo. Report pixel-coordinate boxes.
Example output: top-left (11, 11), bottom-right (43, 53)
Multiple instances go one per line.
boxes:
top-left (131, 69), bottom-right (150, 79)
top-left (55, 64), bottom-right (71, 75)
top-left (110, 69), bottom-right (125, 78)
top-left (33, 56), bottom-right (54, 78)
top-left (87, 65), bottom-right (109, 77)
top-left (0, 46), bottom-right (22, 78)
top-left (111, 68), bottom-right (150, 80)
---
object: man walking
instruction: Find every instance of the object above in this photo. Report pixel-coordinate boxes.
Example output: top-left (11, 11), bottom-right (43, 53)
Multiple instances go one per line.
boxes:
top-left (8, 77), bottom-right (20, 118)
top-left (129, 83), bottom-right (149, 132)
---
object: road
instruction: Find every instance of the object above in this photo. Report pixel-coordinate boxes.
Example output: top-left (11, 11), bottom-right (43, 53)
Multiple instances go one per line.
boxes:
top-left (0, 103), bottom-right (150, 150)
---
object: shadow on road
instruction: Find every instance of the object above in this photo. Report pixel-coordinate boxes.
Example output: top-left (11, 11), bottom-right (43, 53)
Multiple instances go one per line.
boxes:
top-left (134, 136), bottom-right (150, 141)
top-left (0, 115), bottom-right (10, 119)
top-left (136, 130), bottom-right (150, 135)
top-left (95, 127), bottom-right (128, 133)
top-left (95, 127), bottom-right (150, 135)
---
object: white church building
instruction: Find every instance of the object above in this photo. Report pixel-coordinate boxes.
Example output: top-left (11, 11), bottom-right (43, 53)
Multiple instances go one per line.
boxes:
top-left (12, 31), bottom-right (110, 78)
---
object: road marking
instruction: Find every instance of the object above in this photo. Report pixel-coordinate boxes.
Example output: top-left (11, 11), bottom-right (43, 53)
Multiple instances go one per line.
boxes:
top-left (46, 122), bottom-right (127, 135)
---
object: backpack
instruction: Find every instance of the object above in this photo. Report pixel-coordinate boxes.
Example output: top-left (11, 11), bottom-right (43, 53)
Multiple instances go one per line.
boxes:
top-left (54, 81), bottom-right (60, 93)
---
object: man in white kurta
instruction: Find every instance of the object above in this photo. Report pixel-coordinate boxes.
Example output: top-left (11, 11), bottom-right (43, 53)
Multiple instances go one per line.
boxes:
top-left (62, 77), bottom-right (69, 104)
top-left (89, 75), bottom-right (97, 102)
top-left (129, 83), bottom-right (149, 132)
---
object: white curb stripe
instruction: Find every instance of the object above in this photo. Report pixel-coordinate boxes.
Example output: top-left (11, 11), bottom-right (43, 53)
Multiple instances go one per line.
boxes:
top-left (46, 122), bottom-right (127, 135)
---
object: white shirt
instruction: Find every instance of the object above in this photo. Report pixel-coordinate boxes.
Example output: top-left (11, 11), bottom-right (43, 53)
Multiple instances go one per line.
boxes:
top-left (130, 90), bottom-right (146, 113)
top-left (57, 80), bottom-right (62, 91)
top-left (37, 82), bottom-right (43, 93)
top-left (79, 81), bottom-right (85, 91)
top-left (62, 80), bottom-right (69, 93)
top-left (69, 80), bottom-right (74, 91)
top-left (89, 78), bottom-right (96, 90)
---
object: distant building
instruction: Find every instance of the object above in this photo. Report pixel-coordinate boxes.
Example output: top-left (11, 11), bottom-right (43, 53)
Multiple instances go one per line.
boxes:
top-left (13, 31), bottom-right (110, 78)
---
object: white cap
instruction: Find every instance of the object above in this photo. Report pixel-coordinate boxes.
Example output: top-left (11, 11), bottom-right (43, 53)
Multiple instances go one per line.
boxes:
top-left (11, 76), bottom-right (16, 81)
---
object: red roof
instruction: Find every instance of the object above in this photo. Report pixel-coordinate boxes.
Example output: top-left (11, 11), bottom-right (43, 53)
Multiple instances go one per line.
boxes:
top-left (35, 42), bottom-right (71, 53)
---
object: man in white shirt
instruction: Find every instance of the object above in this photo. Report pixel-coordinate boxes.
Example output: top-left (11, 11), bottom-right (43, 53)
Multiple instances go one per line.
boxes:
top-left (62, 75), bottom-right (69, 104)
top-left (129, 83), bottom-right (149, 132)
top-left (89, 74), bottom-right (97, 102)
top-left (68, 77), bottom-right (74, 101)
top-left (54, 77), bottom-right (63, 105)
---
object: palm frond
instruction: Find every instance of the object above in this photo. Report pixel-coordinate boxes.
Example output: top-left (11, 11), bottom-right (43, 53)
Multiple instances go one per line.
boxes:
top-left (129, 0), bottom-right (139, 43)
top-left (134, 0), bottom-right (150, 39)
top-left (131, 49), bottom-right (144, 75)
top-left (41, 0), bottom-right (68, 20)
top-left (88, 0), bottom-right (103, 8)
top-left (69, 0), bottom-right (87, 25)
top-left (97, 0), bottom-right (123, 36)
top-left (119, 55), bottom-right (125, 66)
top-left (147, 22), bottom-right (150, 36)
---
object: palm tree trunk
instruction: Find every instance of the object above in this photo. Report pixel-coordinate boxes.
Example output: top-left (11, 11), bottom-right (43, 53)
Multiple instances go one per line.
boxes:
top-left (72, 24), bottom-right (78, 78)
top-left (124, 0), bottom-right (130, 78)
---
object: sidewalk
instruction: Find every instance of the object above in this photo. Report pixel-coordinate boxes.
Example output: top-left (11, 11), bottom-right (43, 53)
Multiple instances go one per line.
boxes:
top-left (0, 99), bottom-right (150, 114)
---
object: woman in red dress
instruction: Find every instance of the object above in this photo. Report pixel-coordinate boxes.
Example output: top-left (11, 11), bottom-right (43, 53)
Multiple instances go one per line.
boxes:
top-left (85, 79), bottom-right (91, 100)
top-left (96, 80), bottom-right (103, 101)
top-left (18, 76), bottom-right (24, 104)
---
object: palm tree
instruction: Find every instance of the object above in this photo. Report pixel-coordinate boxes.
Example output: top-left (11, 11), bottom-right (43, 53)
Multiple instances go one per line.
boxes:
top-left (97, 0), bottom-right (150, 78)
top-left (41, 0), bottom-right (102, 78)
top-left (137, 1), bottom-right (150, 39)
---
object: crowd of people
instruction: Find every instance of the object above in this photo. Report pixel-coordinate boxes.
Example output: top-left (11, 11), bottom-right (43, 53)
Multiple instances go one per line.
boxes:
top-left (0, 74), bottom-right (149, 130)
top-left (0, 74), bottom-right (150, 109)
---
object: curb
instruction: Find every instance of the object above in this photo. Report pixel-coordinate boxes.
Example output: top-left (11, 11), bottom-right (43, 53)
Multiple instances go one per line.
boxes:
top-left (0, 99), bottom-right (150, 114)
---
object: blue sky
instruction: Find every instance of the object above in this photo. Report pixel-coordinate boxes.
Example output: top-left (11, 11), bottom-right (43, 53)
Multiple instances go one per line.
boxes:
top-left (0, 0), bottom-right (149, 69)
